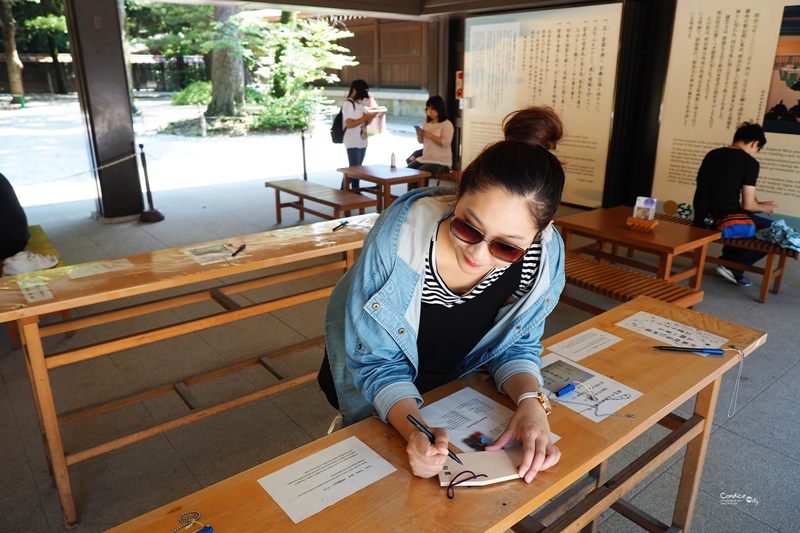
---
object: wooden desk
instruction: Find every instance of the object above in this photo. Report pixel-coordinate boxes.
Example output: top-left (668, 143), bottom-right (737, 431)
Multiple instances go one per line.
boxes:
top-left (557, 206), bottom-right (721, 290)
top-left (338, 164), bottom-right (431, 212)
top-left (108, 297), bottom-right (766, 533)
top-left (0, 214), bottom-right (377, 527)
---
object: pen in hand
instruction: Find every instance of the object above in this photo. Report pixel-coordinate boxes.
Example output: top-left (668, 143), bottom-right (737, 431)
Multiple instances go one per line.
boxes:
top-left (406, 414), bottom-right (463, 465)
top-left (231, 244), bottom-right (246, 257)
top-left (653, 346), bottom-right (725, 355)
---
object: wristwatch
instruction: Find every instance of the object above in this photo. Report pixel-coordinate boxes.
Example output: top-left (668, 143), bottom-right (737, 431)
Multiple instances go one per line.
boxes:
top-left (516, 391), bottom-right (552, 415)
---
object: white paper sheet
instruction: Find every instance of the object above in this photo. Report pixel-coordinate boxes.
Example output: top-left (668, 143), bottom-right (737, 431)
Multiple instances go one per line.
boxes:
top-left (616, 311), bottom-right (728, 355)
top-left (541, 353), bottom-right (642, 423)
top-left (258, 436), bottom-right (396, 524)
top-left (420, 387), bottom-right (559, 452)
top-left (17, 277), bottom-right (54, 302)
top-left (180, 243), bottom-right (244, 265)
top-left (65, 259), bottom-right (135, 279)
top-left (547, 327), bottom-right (622, 361)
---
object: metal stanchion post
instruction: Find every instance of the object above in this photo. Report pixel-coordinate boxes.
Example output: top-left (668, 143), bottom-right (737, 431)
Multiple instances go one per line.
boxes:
top-left (301, 127), bottom-right (308, 181)
top-left (138, 144), bottom-right (165, 222)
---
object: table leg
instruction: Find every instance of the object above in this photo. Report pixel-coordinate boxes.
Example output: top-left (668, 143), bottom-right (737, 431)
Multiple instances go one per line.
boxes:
top-left (671, 376), bottom-right (721, 531)
top-left (274, 189), bottom-right (282, 224)
top-left (658, 253), bottom-right (674, 281)
top-left (689, 245), bottom-right (708, 290)
top-left (562, 229), bottom-right (573, 252)
top-left (342, 174), bottom-right (351, 192)
top-left (20, 316), bottom-right (78, 527)
top-left (382, 184), bottom-right (392, 213)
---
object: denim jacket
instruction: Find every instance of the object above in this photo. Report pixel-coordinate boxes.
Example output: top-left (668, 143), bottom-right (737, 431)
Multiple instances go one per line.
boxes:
top-left (324, 188), bottom-right (565, 425)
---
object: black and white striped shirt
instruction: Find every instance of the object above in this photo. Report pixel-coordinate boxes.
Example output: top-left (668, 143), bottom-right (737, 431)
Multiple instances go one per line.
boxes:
top-left (421, 222), bottom-right (542, 307)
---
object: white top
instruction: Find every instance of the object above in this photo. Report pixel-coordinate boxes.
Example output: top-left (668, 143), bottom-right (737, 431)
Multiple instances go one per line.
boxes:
top-left (342, 100), bottom-right (368, 149)
top-left (417, 120), bottom-right (454, 167)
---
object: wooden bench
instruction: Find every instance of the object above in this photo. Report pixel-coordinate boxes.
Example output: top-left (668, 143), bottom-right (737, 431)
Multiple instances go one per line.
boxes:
top-left (265, 179), bottom-right (377, 223)
top-left (561, 252), bottom-right (704, 315)
top-left (655, 213), bottom-right (799, 303)
top-left (6, 225), bottom-right (71, 348)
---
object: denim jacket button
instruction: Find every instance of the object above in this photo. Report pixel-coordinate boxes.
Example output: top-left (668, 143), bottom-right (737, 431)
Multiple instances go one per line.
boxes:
top-left (546, 298), bottom-right (550, 303)
top-left (357, 343), bottom-right (362, 349)
top-left (398, 328), bottom-right (405, 334)
top-left (372, 303), bottom-right (380, 310)
top-left (515, 325), bottom-right (521, 330)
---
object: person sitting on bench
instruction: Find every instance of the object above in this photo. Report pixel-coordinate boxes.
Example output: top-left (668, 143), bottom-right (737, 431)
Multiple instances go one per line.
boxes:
top-left (1, 172), bottom-right (30, 261)
top-left (692, 122), bottom-right (777, 287)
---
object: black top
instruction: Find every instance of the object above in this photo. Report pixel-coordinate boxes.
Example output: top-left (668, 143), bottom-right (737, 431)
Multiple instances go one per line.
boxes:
top-left (415, 258), bottom-right (524, 394)
top-left (692, 147), bottom-right (759, 226)
top-left (0, 173), bottom-right (29, 256)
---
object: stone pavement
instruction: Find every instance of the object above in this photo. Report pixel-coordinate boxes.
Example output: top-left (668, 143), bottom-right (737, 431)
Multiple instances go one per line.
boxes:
top-left (0, 93), bottom-right (421, 209)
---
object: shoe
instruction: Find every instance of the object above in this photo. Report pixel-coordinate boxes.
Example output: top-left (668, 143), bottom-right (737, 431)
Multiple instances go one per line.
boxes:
top-left (715, 265), bottom-right (753, 287)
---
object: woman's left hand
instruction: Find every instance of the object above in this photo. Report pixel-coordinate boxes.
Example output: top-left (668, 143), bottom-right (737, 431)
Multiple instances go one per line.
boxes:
top-left (484, 401), bottom-right (560, 483)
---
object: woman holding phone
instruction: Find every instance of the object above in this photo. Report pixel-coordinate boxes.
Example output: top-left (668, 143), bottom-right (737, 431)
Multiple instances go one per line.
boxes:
top-left (407, 95), bottom-right (455, 184)
top-left (319, 106), bottom-right (565, 484)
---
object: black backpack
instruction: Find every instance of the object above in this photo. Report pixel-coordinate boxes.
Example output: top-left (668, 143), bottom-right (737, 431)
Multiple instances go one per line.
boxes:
top-left (330, 100), bottom-right (355, 144)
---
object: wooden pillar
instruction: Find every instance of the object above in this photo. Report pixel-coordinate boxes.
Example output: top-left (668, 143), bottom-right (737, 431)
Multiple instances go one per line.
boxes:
top-left (63, 0), bottom-right (144, 220)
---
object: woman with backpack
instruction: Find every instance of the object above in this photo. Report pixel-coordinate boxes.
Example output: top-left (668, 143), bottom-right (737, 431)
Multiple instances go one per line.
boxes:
top-left (340, 80), bottom-right (379, 190)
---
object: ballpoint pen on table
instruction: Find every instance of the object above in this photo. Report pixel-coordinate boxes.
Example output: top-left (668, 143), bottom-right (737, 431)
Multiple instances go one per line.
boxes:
top-left (407, 414), bottom-right (463, 465)
top-left (653, 346), bottom-right (725, 355)
top-left (332, 221), bottom-right (349, 231)
top-left (231, 244), bottom-right (246, 257)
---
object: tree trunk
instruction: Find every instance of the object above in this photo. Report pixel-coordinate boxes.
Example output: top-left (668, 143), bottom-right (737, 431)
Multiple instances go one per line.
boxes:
top-left (0, 0), bottom-right (25, 103)
top-left (271, 11), bottom-right (296, 98)
top-left (47, 32), bottom-right (68, 94)
top-left (205, 6), bottom-right (244, 117)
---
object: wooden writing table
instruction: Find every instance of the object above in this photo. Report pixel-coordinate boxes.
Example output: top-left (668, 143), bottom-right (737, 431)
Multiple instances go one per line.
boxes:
top-left (108, 296), bottom-right (766, 532)
top-left (338, 164), bottom-right (431, 212)
top-left (0, 214), bottom-right (377, 527)
top-left (557, 206), bottom-right (721, 290)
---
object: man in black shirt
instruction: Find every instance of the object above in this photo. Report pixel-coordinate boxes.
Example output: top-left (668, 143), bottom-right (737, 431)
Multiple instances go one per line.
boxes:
top-left (692, 123), bottom-right (777, 287)
top-left (0, 173), bottom-right (30, 260)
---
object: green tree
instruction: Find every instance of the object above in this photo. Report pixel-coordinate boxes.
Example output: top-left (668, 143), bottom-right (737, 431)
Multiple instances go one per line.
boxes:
top-left (205, 5), bottom-right (243, 117)
top-left (241, 15), bottom-right (355, 98)
top-left (0, 0), bottom-right (24, 102)
top-left (25, 11), bottom-right (68, 93)
top-left (125, 1), bottom-right (212, 89)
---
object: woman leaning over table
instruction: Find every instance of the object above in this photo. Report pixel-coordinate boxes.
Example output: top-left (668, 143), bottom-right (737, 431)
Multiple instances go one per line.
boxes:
top-left (319, 106), bottom-right (565, 483)
top-left (408, 95), bottom-right (455, 185)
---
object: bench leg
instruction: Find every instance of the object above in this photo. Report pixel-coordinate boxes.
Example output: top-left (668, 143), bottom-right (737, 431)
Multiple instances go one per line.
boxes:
top-left (758, 253), bottom-right (777, 303)
top-left (299, 197), bottom-right (305, 221)
top-left (333, 207), bottom-right (341, 220)
top-left (772, 255), bottom-right (788, 295)
top-left (8, 322), bottom-right (21, 349)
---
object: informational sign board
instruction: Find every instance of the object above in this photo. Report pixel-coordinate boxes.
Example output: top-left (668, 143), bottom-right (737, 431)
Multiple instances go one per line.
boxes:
top-left (651, 1), bottom-right (800, 219)
top-left (462, 3), bottom-right (623, 207)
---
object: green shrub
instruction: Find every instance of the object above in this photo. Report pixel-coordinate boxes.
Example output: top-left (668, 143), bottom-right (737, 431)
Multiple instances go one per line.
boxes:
top-left (172, 81), bottom-right (212, 105)
top-left (249, 90), bottom-right (331, 131)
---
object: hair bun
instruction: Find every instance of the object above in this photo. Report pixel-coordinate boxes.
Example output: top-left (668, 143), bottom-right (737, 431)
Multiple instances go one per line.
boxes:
top-left (502, 106), bottom-right (563, 150)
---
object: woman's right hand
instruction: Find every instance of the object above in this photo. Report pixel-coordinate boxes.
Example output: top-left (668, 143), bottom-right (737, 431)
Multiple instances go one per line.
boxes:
top-left (406, 427), bottom-right (449, 478)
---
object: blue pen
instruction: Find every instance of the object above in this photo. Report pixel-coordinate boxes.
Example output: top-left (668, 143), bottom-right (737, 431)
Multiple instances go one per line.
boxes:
top-left (407, 415), bottom-right (463, 465)
top-left (654, 346), bottom-right (725, 356)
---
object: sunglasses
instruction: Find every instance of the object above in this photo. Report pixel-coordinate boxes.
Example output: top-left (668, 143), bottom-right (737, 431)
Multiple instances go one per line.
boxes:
top-left (449, 216), bottom-right (529, 263)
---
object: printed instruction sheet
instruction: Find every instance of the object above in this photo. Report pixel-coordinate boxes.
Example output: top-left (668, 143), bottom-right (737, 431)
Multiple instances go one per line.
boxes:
top-left (616, 311), bottom-right (728, 353)
top-left (17, 277), bottom-right (54, 303)
top-left (65, 259), bottom-right (135, 279)
top-left (540, 353), bottom-right (642, 422)
top-left (547, 327), bottom-right (622, 361)
top-left (258, 436), bottom-right (396, 524)
top-left (181, 243), bottom-right (243, 265)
